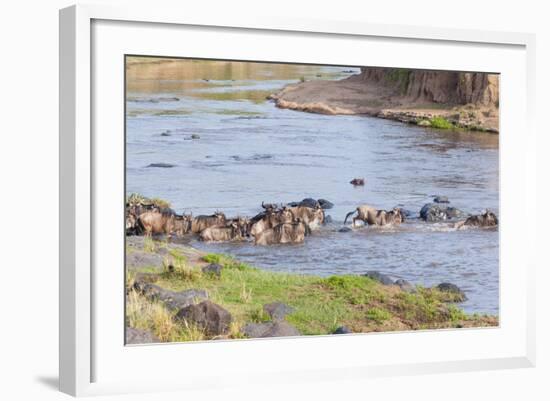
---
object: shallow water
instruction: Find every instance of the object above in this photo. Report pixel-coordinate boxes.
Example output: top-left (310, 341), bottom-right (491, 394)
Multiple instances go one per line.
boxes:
top-left (126, 60), bottom-right (499, 315)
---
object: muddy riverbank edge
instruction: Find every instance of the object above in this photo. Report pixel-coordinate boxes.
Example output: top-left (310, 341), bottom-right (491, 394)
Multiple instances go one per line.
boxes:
top-left (125, 236), bottom-right (498, 343)
top-left (269, 68), bottom-right (499, 133)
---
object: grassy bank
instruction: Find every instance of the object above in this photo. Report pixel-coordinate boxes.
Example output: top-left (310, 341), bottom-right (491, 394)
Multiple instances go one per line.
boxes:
top-left (126, 240), bottom-right (497, 342)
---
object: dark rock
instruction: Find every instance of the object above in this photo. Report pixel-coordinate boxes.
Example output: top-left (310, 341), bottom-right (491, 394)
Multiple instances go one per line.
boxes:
top-left (394, 279), bottom-right (416, 293)
top-left (333, 326), bottom-right (352, 334)
top-left (242, 321), bottom-right (300, 338)
top-left (436, 283), bottom-right (467, 301)
top-left (134, 280), bottom-right (208, 310)
top-left (433, 196), bottom-right (450, 203)
top-left (338, 227), bottom-right (352, 233)
top-left (445, 207), bottom-right (465, 219)
top-left (146, 163), bottom-right (175, 168)
top-left (420, 203), bottom-right (464, 222)
top-left (202, 263), bottom-right (222, 278)
top-left (420, 203), bottom-right (446, 222)
top-left (126, 327), bottom-right (160, 344)
top-left (175, 301), bottom-right (232, 336)
top-left (263, 302), bottom-right (294, 321)
top-left (350, 178), bottom-right (365, 186)
top-left (318, 199), bottom-right (334, 209)
top-left (299, 198), bottom-right (320, 208)
top-left (126, 251), bottom-right (164, 271)
top-left (160, 131), bottom-right (171, 137)
top-left (324, 215), bottom-right (333, 224)
top-left (400, 209), bottom-right (415, 218)
top-left (191, 134), bottom-right (201, 139)
top-left (364, 271), bottom-right (394, 285)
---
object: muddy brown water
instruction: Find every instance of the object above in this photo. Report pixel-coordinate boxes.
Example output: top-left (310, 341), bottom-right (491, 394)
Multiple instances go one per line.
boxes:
top-left (126, 59), bottom-right (499, 315)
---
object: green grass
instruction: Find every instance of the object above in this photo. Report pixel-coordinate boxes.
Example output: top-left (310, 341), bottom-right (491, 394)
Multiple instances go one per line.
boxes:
top-left (128, 247), bottom-right (498, 342)
top-left (429, 116), bottom-right (455, 130)
top-left (141, 253), bottom-right (497, 338)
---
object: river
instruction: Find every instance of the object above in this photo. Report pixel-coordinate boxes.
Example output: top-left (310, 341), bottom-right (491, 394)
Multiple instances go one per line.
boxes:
top-left (126, 59), bottom-right (499, 315)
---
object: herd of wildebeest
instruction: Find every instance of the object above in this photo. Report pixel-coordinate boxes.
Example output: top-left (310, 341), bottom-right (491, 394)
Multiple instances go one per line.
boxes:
top-left (125, 195), bottom-right (499, 246)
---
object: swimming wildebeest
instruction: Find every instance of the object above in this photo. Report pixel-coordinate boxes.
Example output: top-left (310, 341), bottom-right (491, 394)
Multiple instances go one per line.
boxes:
top-left (249, 204), bottom-right (294, 237)
top-left (287, 205), bottom-right (325, 230)
top-left (199, 217), bottom-right (249, 242)
top-left (190, 212), bottom-right (226, 234)
top-left (344, 205), bottom-right (405, 227)
top-left (254, 220), bottom-right (308, 245)
top-left (455, 211), bottom-right (498, 229)
top-left (137, 211), bottom-right (191, 236)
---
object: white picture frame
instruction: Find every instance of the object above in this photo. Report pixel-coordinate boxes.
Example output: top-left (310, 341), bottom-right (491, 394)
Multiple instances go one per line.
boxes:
top-left (59, 4), bottom-right (536, 397)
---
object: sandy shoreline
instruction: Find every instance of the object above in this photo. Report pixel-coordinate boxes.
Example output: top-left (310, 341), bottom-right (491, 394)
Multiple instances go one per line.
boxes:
top-left (269, 74), bottom-right (499, 133)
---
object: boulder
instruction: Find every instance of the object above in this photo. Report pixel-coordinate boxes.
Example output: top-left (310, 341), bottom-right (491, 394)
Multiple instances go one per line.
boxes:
top-left (133, 280), bottom-right (208, 310)
top-left (433, 196), bottom-right (450, 203)
top-left (436, 283), bottom-right (467, 301)
top-left (317, 199), bottom-right (334, 210)
top-left (126, 251), bottom-right (164, 272)
top-left (263, 302), bottom-right (295, 321)
top-left (333, 326), bottom-right (352, 334)
top-left (420, 203), bottom-right (464, 222)
top-left (191, 134), bottom-right (201, 139)
top-left (339, 227), bottom-right (352, 233)
top-left (126, 327), bottom-right (160, 344)
top-left (298, 198), bottom-right (320, 208)
top-left (394, 279), bottom-right (416, 293)
top-left (175, 301), bottom-right (232, 336)
top-left (202, 263), bottom-right (222, 278)
top-left (146, 162), bottom-right (175, 168)
top-left (242, 322), bottom-right (300, 338)
top-left (364, 271), bottom-right (394, 286)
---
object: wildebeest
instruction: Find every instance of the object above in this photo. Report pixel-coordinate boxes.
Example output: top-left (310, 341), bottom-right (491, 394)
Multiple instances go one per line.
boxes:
top-left (137, 211), bottom-right (190, 236)
top-left (287, 205), bottom-right (325, 230)
top-left (344, 205), bottom-right (405, 227)
top-left (199, 217), bottom-right (249, 242)
top-left (455, 211), bottom-right (498, 229)
top-left (254, 220), bottom-right (308, 245)
top-left (249, 206), bottom-right (293, 237)
top-left (190, 212), bottom-right (226, 234)
top-left (350, 178), bottom-right (365, 186)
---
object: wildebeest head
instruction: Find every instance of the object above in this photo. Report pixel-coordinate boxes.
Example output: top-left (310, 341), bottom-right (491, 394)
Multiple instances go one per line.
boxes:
top-left (391, 208), bottom-right (405, 223)
top-left (482, 210), bottom-right (498, 226)
top-left (126, 213), bottom-right (137, 230)
top-left (173, 214), bottom-right (192, 235)
top-left (261, 201), bottom-right (277, 213)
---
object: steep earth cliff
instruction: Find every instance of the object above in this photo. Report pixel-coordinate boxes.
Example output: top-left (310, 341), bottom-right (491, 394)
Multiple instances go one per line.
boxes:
top-left (270, 67), bottom-right (499, 132)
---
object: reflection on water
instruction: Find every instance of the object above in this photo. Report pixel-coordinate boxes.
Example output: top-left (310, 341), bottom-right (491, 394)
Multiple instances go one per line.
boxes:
top-left (126, 58), bottom-right (499, 315)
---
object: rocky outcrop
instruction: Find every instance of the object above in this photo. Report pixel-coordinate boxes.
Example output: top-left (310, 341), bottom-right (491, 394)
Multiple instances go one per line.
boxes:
top-left (242, 321), bottom-right (300, 338)
top-left (126, 327), bottom-right (160, 344)
top-left (263, 302), bottom-right (295, 322)
top-left (133, 279), bottom-right (208, 311)
top-left (175, 300), bottom-right (232, 336)
top-left (356, 67), bottom-right (499, 108)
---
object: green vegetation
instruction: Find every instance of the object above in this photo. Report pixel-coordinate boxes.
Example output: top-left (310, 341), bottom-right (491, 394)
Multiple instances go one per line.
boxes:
top-left (127, 247), bottom-right (498, 341)
top-left (429, 116), bottom-right (455, 130)
top-left (126, 193), bottom-right (171, 209)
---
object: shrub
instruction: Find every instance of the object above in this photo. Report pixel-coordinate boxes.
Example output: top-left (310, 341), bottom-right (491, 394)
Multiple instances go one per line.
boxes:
top-left (429, 116), bottom-right (454, 129)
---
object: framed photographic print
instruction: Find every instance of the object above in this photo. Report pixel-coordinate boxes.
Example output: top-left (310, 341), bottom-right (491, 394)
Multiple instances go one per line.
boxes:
top-left (59, 4), bottom-right (536, 397)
